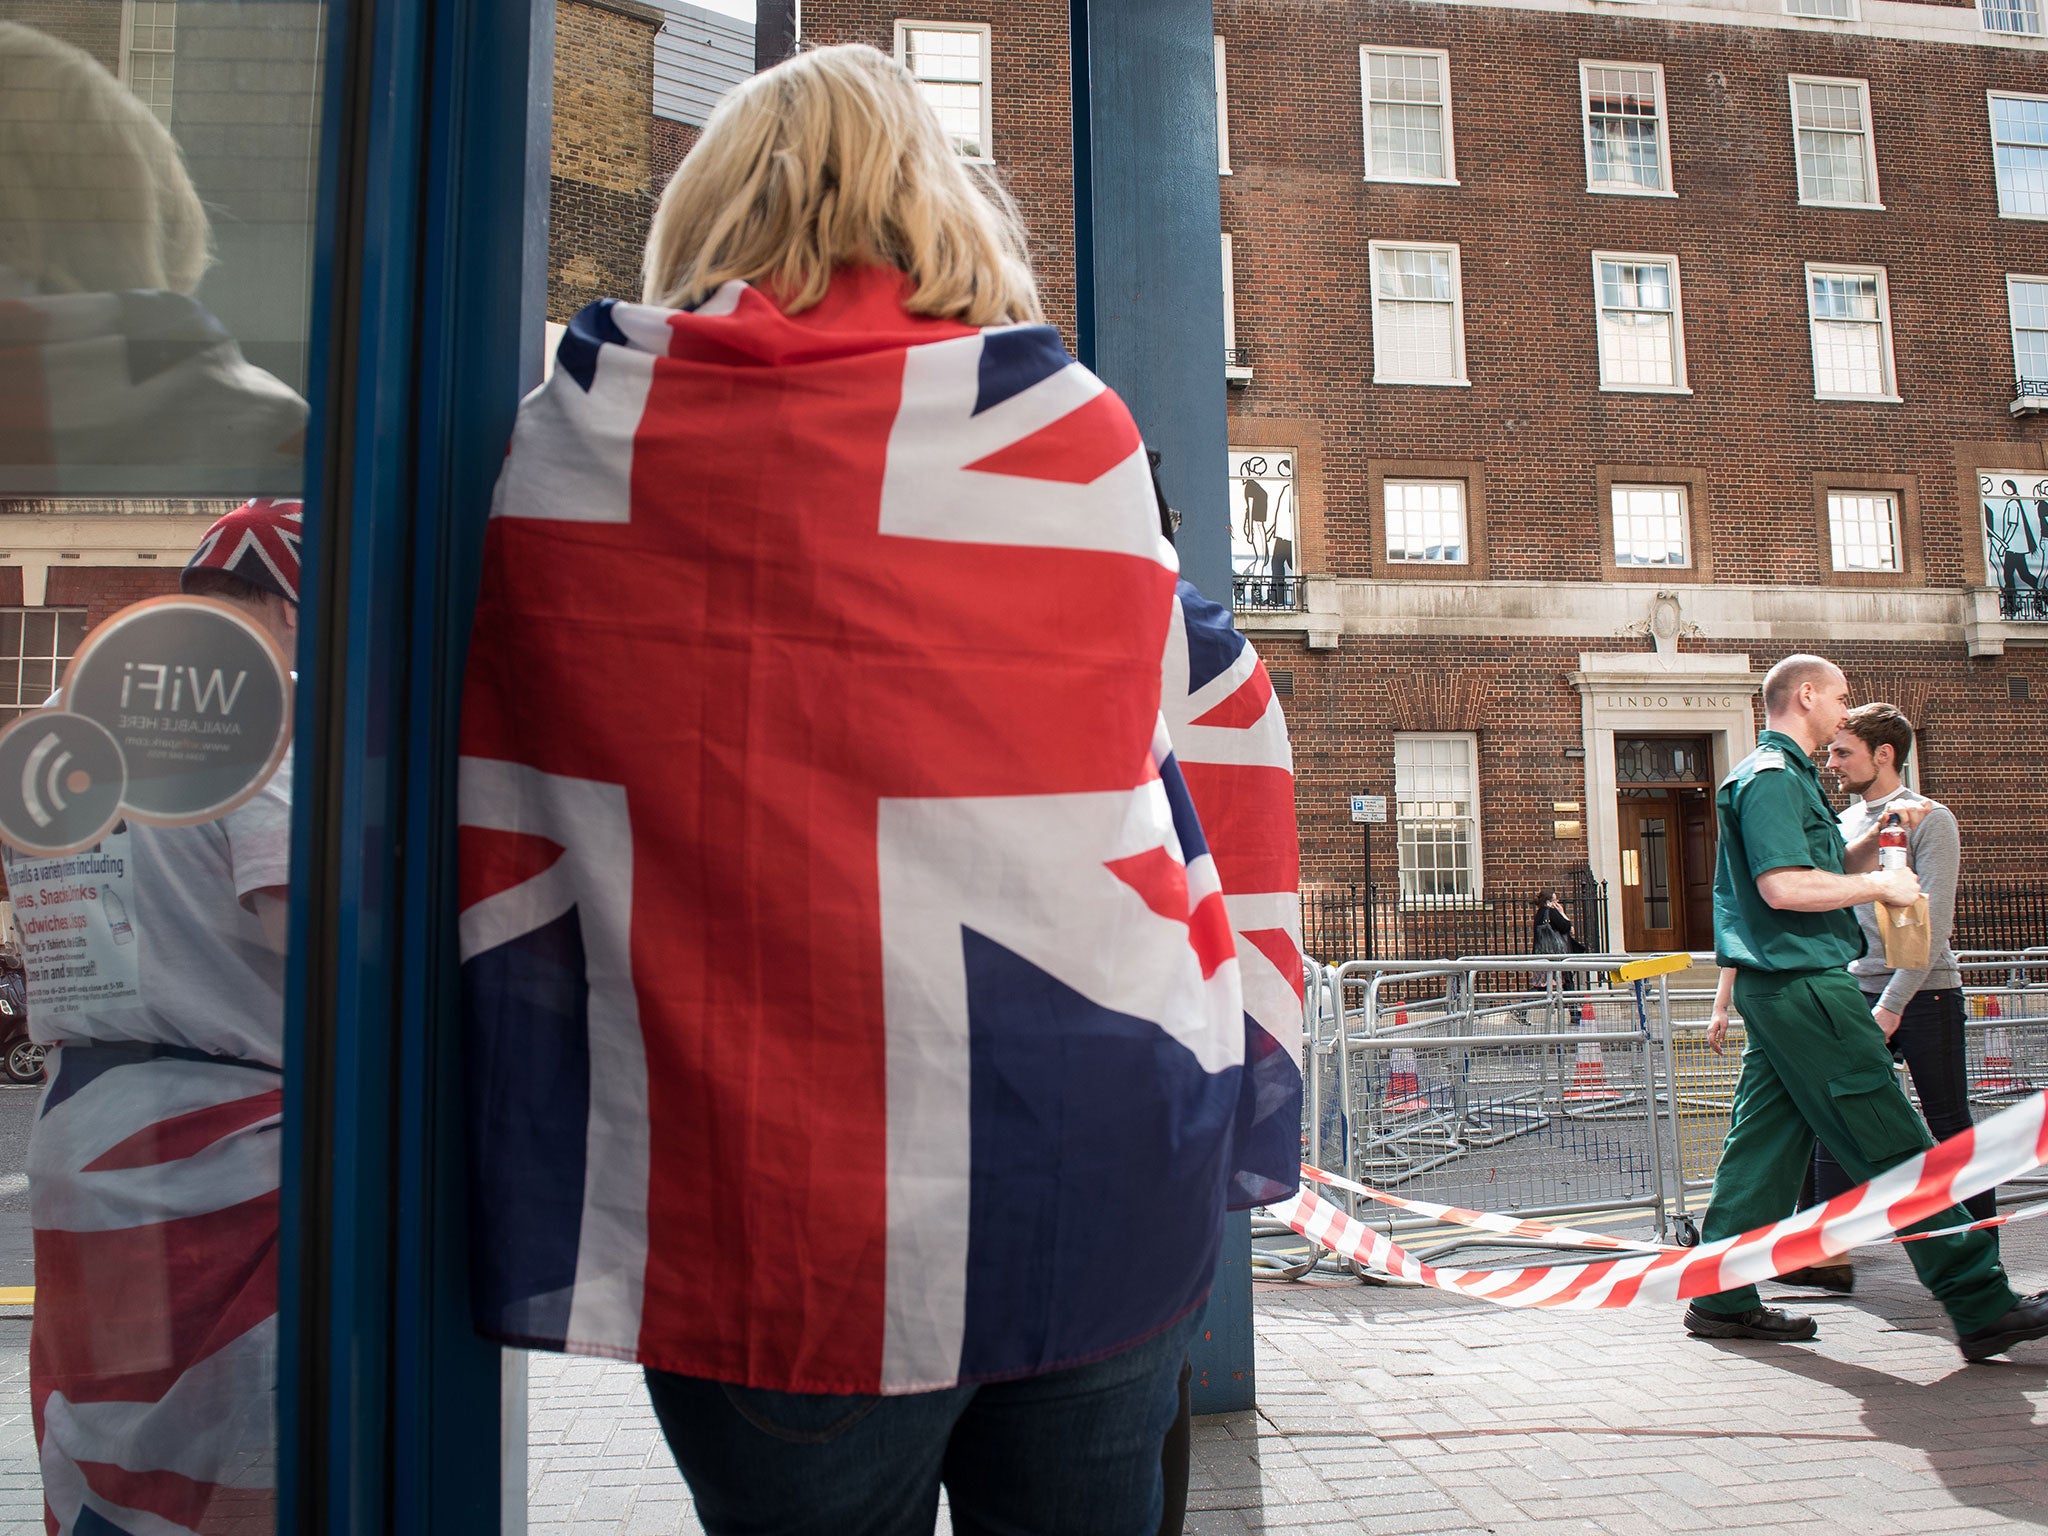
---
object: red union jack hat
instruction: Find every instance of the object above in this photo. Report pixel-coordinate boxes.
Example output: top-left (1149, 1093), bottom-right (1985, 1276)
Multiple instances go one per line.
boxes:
top-left (182, 497), bottom-right (304, 605)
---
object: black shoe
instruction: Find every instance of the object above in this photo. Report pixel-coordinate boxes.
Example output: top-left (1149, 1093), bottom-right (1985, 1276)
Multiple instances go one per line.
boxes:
top-left (1777, 1263), bottom-right (1855, 1295)
top-left (1958, 1290), bottom-right (2048, 1363)
top-left (1684, 1304), bottom-right (1817, 1342)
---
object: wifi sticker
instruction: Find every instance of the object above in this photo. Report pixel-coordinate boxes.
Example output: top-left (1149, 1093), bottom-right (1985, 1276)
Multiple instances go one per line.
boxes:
top-left (0, 711), bottom-right (126, 857)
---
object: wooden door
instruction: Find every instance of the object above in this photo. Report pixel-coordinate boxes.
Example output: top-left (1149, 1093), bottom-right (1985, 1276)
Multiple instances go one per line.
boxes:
top-left (1619, 794), bottom-right (1687, 953)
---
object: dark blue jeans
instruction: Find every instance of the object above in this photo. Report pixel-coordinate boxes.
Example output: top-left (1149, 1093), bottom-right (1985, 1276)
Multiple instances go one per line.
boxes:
top-left (643, 1308), bottom-right (1202, 1536)
top-left (1812, 987), bottom-right (1996, 1223)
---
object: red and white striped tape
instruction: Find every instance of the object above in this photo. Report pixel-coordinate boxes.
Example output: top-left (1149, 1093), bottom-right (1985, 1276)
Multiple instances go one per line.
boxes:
top-left (1273, 1090), bottom-right (2048, 1309)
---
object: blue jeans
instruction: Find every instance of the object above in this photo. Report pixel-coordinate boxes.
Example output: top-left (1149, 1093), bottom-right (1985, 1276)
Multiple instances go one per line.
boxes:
top-left (643, 1309), bottom-right (1201, 1536)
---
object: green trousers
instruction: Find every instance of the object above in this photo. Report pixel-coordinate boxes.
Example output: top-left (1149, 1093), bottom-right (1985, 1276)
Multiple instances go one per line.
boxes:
top-left (1695, 966), bottom-right (2015, 1334)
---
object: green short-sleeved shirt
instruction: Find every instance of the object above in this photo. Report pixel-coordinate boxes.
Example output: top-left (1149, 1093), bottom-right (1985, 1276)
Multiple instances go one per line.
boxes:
top-left (1712, 729), bottom-right (1865, 973)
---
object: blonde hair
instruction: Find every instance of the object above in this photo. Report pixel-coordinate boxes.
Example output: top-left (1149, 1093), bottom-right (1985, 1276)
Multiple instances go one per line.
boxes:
top-left (0, 22), bottom-right (211, 294)
top-left (643, 44), bottom-right (1042, 326)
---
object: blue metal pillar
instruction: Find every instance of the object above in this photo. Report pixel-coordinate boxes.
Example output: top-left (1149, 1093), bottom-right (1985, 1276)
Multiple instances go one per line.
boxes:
top-left (1070, 0), bottom-right (1233, 607)
top-left (1070, 0), bottom-right (1254, 1413)
top-left (280, 0), bottom-right (553, 1529)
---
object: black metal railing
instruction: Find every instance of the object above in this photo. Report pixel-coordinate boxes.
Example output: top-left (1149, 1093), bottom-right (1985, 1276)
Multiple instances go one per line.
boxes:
top-left (2015, 376), bottom-right (2048, 403)
top-left (1300, 878), bottom-right (1610, 965)
top-left (1224, 344), bottom-right (1252, 374)
top-left (1232, 574), bottom-right (1301, 612)
top-left (1954, 878), bottom-right (2048, 952)
top-left (1998, 586), bottom-right (2048, 620)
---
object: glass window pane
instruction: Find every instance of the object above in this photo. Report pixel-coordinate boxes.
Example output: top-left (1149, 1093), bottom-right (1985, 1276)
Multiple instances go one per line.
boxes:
top-left (1794, 81), bottom-right (1871, 204)
top-left (1385, 479), bottom-right (1467, 563)
top-left (1993, 96), bottom-right (2048, 218)
top-left (1981, 0), bottom-right (2045, 34)
top-left (1597, 260), bottom-right (1678, 387)
top-left (1367, 52), bottom-right (1447, 180)
top-left (1810, 272), bottom-right (1889, 395)
top-left (1585, 66), bottom-right (1664, 190)
top-left (1394, 734), bottom-right (1477, 897)
top-left (0, 7), bottom-right (322, 1528)
top-left (1611, 486), bottom-right (1690, 567)
top-left (21, 611), bottom-right (55, 657)
top-left (1828, 492), bottom-right (1901, 571)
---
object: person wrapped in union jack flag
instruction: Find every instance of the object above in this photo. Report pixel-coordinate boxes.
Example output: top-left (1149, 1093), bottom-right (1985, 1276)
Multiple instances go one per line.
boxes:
top-left (459, 41), bottom-right (1301, 1536)
top-left (11, 496), bottom-right (299, 1536)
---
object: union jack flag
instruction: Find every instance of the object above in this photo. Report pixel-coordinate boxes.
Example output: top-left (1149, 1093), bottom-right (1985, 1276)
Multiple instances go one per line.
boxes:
top-left (1162, 581), bottom-right (1304, 1208)
top-left (459, 267), bottom-right (1295, 1395)
top-left (30, 1047), bottom-right (280, 1535)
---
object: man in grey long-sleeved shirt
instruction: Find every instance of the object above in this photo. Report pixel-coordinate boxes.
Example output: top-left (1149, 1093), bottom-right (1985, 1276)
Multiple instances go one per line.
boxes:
top-left (1780, 702), bottom-right (1991, 1294)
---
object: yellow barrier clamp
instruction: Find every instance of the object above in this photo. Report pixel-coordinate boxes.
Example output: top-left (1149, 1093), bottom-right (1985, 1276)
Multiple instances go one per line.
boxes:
top-left (1609, 952), bottom-right (1691, 984)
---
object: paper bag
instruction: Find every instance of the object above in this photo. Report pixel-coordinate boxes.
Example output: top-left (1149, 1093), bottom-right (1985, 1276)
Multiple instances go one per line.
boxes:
top-left (1874, 895), bottom-right (1931, 971)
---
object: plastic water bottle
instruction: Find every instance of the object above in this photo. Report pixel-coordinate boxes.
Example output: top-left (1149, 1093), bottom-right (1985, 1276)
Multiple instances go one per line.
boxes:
top-left (1878, 812), bottom-right (1909, 872)
top-left (102, 885), bottom-right (134, 945)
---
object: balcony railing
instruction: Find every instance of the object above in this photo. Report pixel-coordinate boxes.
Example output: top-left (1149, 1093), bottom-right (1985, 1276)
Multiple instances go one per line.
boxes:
top-left (1232, 574), bottom-right (1301, 612)
top-left (2013, 376), bottom-right (2048, 415)
top-left (1224, 344), bottom-right (1253, 384)
top-left (1999, 586), bottom-right (2048, 621)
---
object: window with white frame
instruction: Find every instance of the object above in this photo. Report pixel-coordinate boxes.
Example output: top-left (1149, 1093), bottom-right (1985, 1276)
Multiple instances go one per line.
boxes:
top-left (1991, 93), bottom-right (2048, 220)
top-left (1215, 36), bottom-right (1232, 175)
top-left (0, 610), bottom-right (88, 726)
top-left (1580, 63), bottom-right (1672, 195)
top-left (1785, 0), bottom-right (1858, 17)
top-left (895, 22), bottom-right (991, 160)
top-left (1383, 479), bottom-right (1467, 564)
top-left (1361, 47), bottom-right (1456, 184)
top-left (1593, 254), bottom-right (1687, 391)
top-left (2012, 276), bottom-right (2048, 386)
top-left (1369, 242), bottom-right (1466, 384)
top-left (1806, 265), bottom-right (1898, 400)
top-left (122, 1), bottom-right (177, 124)
top-left (1394, 733), bottom-right (1481, 899)
top-left (1222, 233), bottom-right (1249, 376)
top-left (1610, 485), bottom-right (1692, 568)
top-left (1826, 491), bottom-right (1902, 573)
top-left (1980, 0), bottom-right (2044, 35)
top-left (1790, 77), bottom-right (1881, 207)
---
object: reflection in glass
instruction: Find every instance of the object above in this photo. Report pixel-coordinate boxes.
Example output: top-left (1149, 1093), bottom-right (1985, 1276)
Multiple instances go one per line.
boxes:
top-left (1640, 817), bottom-right (1671, 927)
top-left (0, 11), bottom-right (321, 1533)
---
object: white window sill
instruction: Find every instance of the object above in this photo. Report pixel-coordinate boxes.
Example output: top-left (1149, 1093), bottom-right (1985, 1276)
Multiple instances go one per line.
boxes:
top-left (1586, 185), bottom-right (1679, 199)
top-left (1814, 392), bottom-right (1903, 403)
top-left (1999, 210), bottom-right (2048, 222)
top-left (1385, 558), bottom-right (1473, 568)
top-left (1798, 198), bottom-right (1886, 211)
top-left (1225, 365), bottom-right (1254, 385)
top-left (1599, 383), bottom-right (1694, 395)
top-left (1364, 175), bottom-right (1461, 188)
top-left (1615, 562), bottom-right (1697, 573)
top-left (1373, 376), bottom-right (1472, 387)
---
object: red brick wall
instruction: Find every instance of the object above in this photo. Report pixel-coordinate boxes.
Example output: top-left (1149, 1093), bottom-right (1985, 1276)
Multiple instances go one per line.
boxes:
top-left (797, 5), bottom-right (1079, 346)
top-left (652, 118), bottom-right (700, 194)
top-left (1217, 1), bottom-right (2048, 590)
top-left (792, 1), bottom-right (2048, 899)
top-left (44, 567), bottom-right (182, 634)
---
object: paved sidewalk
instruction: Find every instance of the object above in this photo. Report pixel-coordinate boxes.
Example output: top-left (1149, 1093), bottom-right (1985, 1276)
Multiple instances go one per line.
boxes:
top-left (0, 1221), bottom-right (2038, 1531)
top-left (523, 1221), bottom-right (2048, 1535)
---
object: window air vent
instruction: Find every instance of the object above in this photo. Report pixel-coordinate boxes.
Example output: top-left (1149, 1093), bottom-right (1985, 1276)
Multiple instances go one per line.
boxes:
top-left (1270, 669), bottom-right (1295, 697)
top-left (2010, 676), bottom-right (2030, 702)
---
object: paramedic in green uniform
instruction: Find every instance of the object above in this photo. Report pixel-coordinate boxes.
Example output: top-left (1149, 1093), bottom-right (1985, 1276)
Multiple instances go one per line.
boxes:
top-left (1687, 654), bottom-right (2048, 1361)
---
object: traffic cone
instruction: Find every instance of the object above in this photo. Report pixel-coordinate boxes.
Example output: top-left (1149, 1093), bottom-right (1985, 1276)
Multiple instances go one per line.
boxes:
top-left (1979, 1024), bottom-right (2024, 1094)
top-left (1564, 1004), bottom-right (1612, 1102)
top-left (1385, 1011), bottom-right (1428, 1115)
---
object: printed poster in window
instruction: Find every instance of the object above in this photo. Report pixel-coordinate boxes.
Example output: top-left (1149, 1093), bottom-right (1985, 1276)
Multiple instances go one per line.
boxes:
top-left (1981, 472), bottom-right (2048, 616)
top-left (1228, 449), bottom-right (1296, 606)
top-left (9, 822), bottom-right (142, 1014)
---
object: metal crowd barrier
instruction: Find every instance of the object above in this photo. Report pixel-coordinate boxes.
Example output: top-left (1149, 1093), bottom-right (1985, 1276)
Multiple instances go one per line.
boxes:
top-left (1298, 949), bottom-right (2048, 1266)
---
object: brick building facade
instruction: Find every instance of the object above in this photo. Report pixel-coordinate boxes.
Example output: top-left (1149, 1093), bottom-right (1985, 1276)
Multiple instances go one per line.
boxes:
top-left (800, 0), bottom-right (2048, 951)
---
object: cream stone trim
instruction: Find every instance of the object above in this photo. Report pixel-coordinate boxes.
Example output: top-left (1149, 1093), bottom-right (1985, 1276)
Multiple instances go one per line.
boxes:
top-left (0, 514), bottom-right (216, 607)
top-left (1239, 575), bottom-right (1977, 646)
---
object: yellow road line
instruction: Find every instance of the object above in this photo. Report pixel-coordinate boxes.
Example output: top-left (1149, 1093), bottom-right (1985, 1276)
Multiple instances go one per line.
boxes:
top-left (0, 1287), bottom-right (32, 1305)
